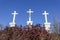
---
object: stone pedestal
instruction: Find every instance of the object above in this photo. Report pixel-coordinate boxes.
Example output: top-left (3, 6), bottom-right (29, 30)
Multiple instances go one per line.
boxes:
top-left (44, 22), bottom-right (51, 32)
top-left (27, 21), bottom-right (33, 29)
top-left (27, 21), bottom-right (33, 25)
top-left (9, 22), bottom-right (16, 27)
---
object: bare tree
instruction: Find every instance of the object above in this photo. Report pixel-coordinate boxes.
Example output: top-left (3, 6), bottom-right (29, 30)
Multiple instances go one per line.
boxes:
top-left (51, 18), bottom-right (60, 40)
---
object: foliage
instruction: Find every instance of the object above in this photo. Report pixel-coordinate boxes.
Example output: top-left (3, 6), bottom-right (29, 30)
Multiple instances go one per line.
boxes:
top-left (0, 24), bottom-right (59, 40)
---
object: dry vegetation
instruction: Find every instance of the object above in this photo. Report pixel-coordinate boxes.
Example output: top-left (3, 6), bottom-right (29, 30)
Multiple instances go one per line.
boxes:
top-left (0, 24), bottom-right (60, 40)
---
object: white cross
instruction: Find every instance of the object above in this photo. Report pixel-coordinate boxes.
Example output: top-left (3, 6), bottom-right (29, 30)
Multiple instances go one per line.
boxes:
top-left (12, 11), bottom-right (18, 23)
top-left (27, 9), bottom-right (33, 21)
top-left (42, 11), bottom-right (49, 23)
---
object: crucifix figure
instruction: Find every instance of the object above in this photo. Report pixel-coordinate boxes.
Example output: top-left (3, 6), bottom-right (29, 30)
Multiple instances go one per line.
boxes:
top-left (42, 11), bottom-right (51, 33)
top-left (27, 9), bottom-right (33, 26)
top-left (9, 11), bottom-right (18, 27)
top-left (27, 9), bottom-right (33, 21)
top-left (42, 11), bottom-right (48, 23)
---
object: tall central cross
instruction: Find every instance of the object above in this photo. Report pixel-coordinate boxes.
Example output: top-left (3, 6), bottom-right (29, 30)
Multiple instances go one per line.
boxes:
top-left (42, 11), bottom-right (48, 23)
top-left (27, 9), bottom-right (33, 21)
top-left (27, 9), bottom-right (33, 25)
top-left (9, 11), bottom-right (18, 27)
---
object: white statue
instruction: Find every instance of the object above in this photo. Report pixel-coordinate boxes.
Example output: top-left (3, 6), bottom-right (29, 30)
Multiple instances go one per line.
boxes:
top-left (9, 11), bottom-right (18, 27)
top-left (42, 11), bottom-right (51, 32)
top-left (27, 9), bottom-right (33, 25)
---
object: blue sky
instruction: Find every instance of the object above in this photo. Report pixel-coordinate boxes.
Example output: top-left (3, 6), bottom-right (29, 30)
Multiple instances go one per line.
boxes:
top-left (0, 0), bottom-right (60, 26)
